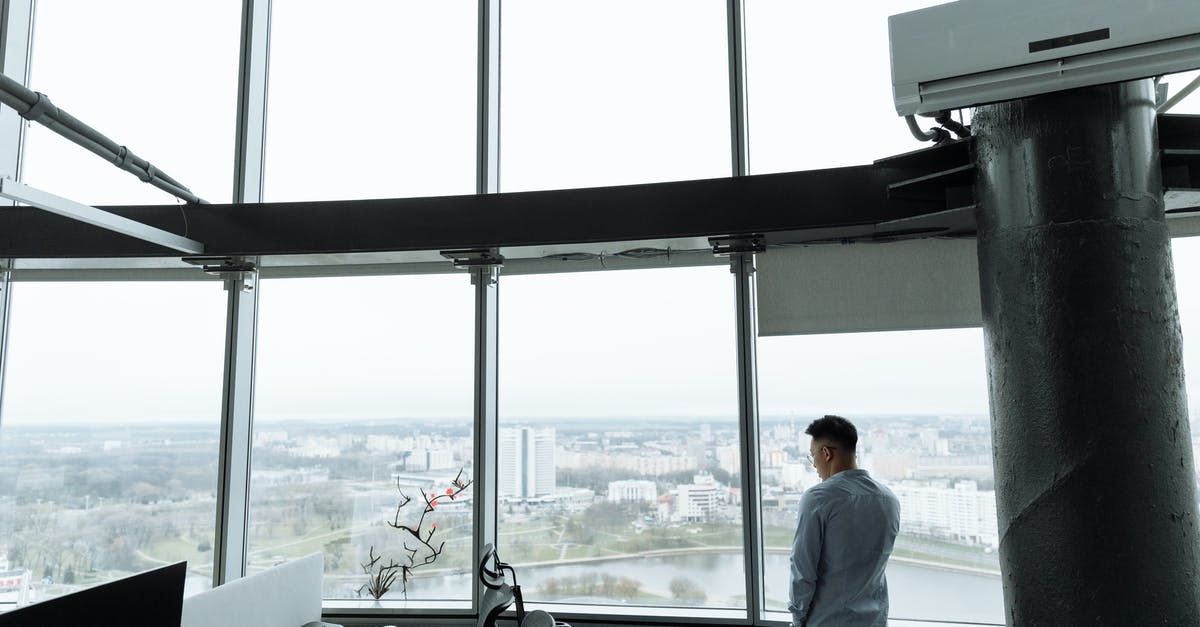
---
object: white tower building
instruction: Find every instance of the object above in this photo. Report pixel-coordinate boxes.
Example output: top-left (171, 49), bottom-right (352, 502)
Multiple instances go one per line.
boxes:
top-left (499, 426), bottom-right (556, 498)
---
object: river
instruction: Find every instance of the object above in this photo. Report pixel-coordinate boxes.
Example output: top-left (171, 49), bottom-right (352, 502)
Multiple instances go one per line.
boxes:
top-left (400, 551), bottom-right (1005, 624)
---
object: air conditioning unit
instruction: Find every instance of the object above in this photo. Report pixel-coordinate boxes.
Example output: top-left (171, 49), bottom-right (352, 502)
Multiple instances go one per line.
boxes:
top-left (889, 0), bottom-right (1200, 116)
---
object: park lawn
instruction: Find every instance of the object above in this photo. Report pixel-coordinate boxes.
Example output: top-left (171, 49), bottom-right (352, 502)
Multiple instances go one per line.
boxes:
top-left (763, 524), bottom-right (794, 548)
top-left (690, 524), bottom-right (742, 546)
top-left (528, 543), bottom-right (564, 562)
top-left (250, 527), bottom-right (353, 565)
top-left (146, 535), bottom-right (210, 566)
top-left (564, 544), bottom-right (602, 559)
top-left (609, 523), bottom-right (743, 553)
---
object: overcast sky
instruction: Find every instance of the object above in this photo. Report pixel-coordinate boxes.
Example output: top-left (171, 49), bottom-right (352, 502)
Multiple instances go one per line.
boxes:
top-left (1, 1), bottom-right (1199, 425)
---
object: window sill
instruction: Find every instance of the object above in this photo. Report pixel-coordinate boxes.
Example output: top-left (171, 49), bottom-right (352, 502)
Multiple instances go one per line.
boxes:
top-left (320, 604), bottom-right (1001, 627)
top-left (323, 599), bottom-right (473, 614)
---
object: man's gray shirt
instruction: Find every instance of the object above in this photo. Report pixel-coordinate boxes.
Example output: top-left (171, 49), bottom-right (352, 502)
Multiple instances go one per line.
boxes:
top-left (789, 469), bottom-right (900, 627)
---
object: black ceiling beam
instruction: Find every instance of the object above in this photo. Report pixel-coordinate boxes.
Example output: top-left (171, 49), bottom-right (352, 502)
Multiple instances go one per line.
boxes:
top-left (0, 113), bottom-right (1196, 259)
top-left (0, 161), bottom-right (950, 258)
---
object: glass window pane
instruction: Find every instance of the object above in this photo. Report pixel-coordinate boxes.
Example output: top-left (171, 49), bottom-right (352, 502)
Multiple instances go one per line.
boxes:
top-left (500, 0), bottom-right (731, 192)
top-left (756, 327), bottom-right (1002, 624)
top-left (1173, 236), bottom-right (1200, 586)
top-left (1174, 236), bottom-right (1200, 434)
top-left (498, 267), bottom-right (744, 611)
top-left (248, 275), bottom-right (474, 602)
top-left (0, 282), bottom-right (227, 603)
top-left (1162, 71), bottom-right (1200, 115)
top-left (745, 0), bottom-right (953, 174)
top-left (264, 1), bottom-right (477, 201)
top-left (21, 0), bottom-right (241, 204)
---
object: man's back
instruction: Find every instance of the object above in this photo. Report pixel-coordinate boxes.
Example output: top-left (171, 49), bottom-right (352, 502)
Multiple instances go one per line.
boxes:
top-left (789, 469), bottom-right (900, 627)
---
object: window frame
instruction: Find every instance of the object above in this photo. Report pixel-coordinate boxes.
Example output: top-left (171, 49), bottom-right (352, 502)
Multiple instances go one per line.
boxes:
top-left (0, 0), bottom-right (1021, 622)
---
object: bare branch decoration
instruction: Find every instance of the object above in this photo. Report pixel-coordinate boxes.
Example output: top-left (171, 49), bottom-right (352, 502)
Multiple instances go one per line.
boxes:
top-left (362, 467), bottom-right (473, 599)
top-left (357, 546), bottom-right (402, 600)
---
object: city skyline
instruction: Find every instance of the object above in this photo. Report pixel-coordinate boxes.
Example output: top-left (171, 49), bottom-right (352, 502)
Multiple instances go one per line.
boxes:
top-left (5, 406), bottom-right (1186, 623)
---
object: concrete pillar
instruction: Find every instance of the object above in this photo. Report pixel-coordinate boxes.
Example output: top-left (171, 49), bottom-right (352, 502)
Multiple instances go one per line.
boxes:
top-left (974, 79), bottom-right (1200, 625)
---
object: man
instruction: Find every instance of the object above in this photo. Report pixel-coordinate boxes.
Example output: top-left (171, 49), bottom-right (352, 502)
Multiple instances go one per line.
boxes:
top-left (789, 415), bottom-right (900, 627)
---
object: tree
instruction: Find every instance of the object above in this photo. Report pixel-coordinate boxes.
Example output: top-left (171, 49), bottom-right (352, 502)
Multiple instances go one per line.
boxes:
top-left (582, 502), bottom-right (634, 531)
top-left (707, 467), bottom-right (733, 486)
top-left (323, 538), bottom-right (348, 570)
top-left (669, 576), bottom-right (706, 603)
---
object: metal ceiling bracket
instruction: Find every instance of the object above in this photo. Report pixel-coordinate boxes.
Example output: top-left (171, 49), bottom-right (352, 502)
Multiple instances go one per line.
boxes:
top-left (183, 256), bottom-right (257, 291)
top-left (440, 248), bottom-right (504, 269)
top-left (442, 248), bottom-right (503, 287)
top-left (0, 178), bottom-right (205, 254)
top-left (710, 234), bottom-right (765, 256)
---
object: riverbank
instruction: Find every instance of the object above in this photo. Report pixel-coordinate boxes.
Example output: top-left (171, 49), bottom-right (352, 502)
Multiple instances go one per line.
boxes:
top-left (501, 545), bottom-right (1000, 580)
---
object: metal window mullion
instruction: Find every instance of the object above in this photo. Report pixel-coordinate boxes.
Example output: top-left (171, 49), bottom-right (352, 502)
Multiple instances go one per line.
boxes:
top-left (733, 252), bottom-right (764, 623)
top-left (726, 0), bottom-right (749, 177)
top-left (471, 265), bottom-right (500, 614)
top-left (0, 0), bottom-right (34, 190)
top-left (0, 263), bottom-right (12, 433)
top-left (212, 0), bottom-right (271, 587)
top-left (213, 266), bottom-right (260, 586)
top-left (472, 0), bottom-right (501, 614)
top-left (233, 0), bottom-right (271, 204)
top-left (477, 0), bottom-right (500, 194)
top-left (0, 0), bottom-right (29, 420)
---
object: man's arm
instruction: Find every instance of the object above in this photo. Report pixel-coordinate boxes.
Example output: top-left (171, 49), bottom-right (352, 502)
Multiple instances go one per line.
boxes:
top-left (788, 492), bottom-right (823, 627)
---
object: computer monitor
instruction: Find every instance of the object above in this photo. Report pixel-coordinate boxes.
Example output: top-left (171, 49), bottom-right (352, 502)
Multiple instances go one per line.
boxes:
top-left (0, 562), bottom-right (186, 627)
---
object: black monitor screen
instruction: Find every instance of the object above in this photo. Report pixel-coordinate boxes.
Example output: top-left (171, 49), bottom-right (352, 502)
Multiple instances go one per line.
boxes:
top-left (0, 562), bottom-right (186, 627)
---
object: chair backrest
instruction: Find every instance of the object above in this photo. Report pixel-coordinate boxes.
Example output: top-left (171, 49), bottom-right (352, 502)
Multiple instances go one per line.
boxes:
top-left (181, 553), bottom-right (324, 627)
top-left (478, 543), bottom-right (514, 627)
top-left (478, 581), bottom-right (514, 627)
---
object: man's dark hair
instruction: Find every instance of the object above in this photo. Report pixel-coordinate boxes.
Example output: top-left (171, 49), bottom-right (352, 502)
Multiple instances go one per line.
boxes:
top-left (805, 415), bottom-right (858, 451)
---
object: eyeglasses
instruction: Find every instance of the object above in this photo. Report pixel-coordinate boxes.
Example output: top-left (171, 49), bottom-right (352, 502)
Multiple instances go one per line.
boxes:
top-left (805, 445), bottom-right (837, 464)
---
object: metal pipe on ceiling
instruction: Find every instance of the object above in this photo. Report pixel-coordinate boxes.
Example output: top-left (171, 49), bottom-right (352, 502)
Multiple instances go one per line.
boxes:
top-left (0, 72), bottom-right (206, 204)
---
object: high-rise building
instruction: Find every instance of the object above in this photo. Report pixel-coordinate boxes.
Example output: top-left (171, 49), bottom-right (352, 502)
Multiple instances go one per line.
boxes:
top-left (499, 426), bottom-right (556, 498)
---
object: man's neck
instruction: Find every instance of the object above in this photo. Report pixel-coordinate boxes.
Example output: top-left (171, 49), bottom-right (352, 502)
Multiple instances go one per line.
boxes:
top-left (827, 459), bottom-right (858, 477)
